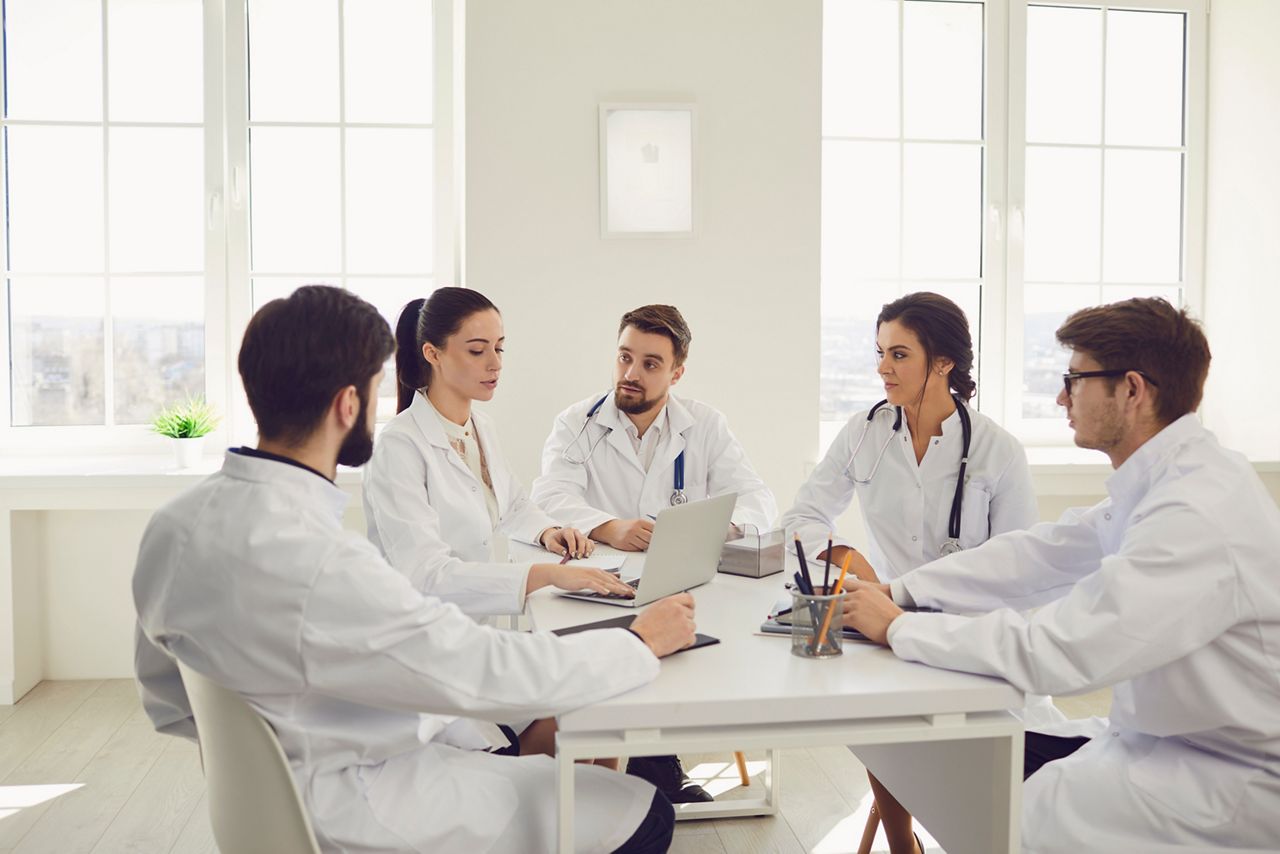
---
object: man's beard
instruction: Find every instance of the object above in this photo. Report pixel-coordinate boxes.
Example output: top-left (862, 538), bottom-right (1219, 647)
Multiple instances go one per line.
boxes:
top-left (337, 389), bottom-right (375, 467)
top-left (614, 385), bottom-right (662, 415)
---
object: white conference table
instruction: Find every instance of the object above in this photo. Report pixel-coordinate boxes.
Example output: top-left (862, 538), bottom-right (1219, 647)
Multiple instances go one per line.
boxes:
top-left (524, 551), bottom-right (1026, 854)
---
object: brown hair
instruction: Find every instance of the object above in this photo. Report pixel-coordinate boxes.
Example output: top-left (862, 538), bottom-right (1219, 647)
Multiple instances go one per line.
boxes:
top-left (1055, 297), bottom-right (1211, 426)
top-left (238, 285), bottom-right (395, 442)
top-left (877, 291), bottom-right (977, 401)
top-left (618, 304), bottom-right (692, 366)
top-left (394, 287), bottom-right (499, 413)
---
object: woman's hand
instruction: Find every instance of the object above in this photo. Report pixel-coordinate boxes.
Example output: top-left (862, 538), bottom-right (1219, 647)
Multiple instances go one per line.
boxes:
top-left (818, 545), bottom-right (880, 584)
top-left (540, 526), bottom-right (594, 559)
top-left (540, 565), bottom-right (635, 598)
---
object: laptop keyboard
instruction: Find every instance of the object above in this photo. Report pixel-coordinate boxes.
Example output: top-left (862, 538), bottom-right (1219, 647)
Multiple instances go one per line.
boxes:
top-left (578, 578), bottom-right (641, 599)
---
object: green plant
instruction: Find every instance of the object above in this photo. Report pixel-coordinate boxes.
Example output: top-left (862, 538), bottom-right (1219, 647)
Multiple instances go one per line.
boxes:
top-left (151, 396), bottom-right (220, 439)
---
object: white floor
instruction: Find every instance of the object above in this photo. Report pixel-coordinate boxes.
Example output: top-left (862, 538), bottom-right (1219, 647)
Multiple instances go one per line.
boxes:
top-left (0, 679), bottom-right (1111, 853)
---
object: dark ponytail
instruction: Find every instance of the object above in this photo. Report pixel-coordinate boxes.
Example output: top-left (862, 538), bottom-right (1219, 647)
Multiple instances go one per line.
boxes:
top-left (877, 292), bottom-right (977, 401)
top-left (394, 287), bottom-right (500, 414)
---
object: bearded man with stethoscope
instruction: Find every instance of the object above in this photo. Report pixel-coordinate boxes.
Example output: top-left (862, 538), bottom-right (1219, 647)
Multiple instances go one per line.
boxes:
top-left (532, 303), bottom-right (777, 804)
top-left (532, 304), bottom-right (777, 552)
top-left (782, 292), bottom-right (1065, 854)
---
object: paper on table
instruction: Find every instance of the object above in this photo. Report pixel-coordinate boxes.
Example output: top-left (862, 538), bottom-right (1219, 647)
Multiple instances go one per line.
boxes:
top-left (559, 554), bottom-right (627, 571)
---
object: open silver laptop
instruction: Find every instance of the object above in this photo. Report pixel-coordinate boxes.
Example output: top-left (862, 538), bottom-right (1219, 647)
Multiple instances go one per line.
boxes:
top-left (558, 492), bottom-right (737, 608)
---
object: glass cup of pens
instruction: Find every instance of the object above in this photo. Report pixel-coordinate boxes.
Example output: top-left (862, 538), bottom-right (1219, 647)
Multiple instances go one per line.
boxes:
top-left (790, 587), bottom-right (844, 658)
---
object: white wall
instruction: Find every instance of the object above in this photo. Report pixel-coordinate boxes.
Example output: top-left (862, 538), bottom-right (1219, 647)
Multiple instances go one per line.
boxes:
top-left (464, 0), bottom-right (823, 510)
top-left (1201, 0), bottom-right (1280, 459)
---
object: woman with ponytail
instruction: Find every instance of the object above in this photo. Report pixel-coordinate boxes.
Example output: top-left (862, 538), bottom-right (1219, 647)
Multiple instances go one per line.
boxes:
top-left (782, 291), bottom-right (1062, 854)
top-left (363, 288), bottom-right (637, 755)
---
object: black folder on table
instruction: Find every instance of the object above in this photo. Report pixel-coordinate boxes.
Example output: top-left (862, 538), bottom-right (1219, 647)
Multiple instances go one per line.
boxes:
top-left (552, 613), bottom-right (720, 653)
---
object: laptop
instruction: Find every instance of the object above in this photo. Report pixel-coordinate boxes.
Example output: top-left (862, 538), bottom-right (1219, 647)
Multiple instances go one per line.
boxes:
top-left (558, 492), bottom-right (737, 608)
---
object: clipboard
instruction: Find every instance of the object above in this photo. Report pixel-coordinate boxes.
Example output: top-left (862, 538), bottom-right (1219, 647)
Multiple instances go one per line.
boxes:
top-left (552, 613), bottom-right (720, 653)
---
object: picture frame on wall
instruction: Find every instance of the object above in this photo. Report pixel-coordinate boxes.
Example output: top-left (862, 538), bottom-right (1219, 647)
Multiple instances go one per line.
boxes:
top-left (599, 103), bottom-right (696, 238)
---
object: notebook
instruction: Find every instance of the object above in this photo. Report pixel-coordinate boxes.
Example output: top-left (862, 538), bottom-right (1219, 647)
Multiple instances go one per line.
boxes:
top-left (552, 613), bottom-right (720, 653)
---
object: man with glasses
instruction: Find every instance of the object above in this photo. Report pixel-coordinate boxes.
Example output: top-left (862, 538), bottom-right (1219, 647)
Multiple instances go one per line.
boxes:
top-left (841, 297), bottom-right (1280, 852)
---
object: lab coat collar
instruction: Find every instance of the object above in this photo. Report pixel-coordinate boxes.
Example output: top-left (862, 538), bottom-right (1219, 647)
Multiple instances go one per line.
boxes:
top-left (407, 389), bottom-right (456, 452)
top-left (937, 401), bottom-right (967, 438)
top-left (597, 392), bottom-right (694, 437)
top-left (220, 449), bottom-right (350, 521)
top-left (1105, 413), bottom-right (1204, 502)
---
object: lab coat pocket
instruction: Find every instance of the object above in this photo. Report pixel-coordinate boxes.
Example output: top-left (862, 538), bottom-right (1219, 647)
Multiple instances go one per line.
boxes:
top-left (1125, 737), bottom-right (1250, 830)
top-left (958, 482), bottom-right (992, 548)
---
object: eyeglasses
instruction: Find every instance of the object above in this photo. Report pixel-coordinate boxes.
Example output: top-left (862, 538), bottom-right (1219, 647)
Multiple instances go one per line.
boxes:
top-left (1062, 369), bottom-right (1160, 398)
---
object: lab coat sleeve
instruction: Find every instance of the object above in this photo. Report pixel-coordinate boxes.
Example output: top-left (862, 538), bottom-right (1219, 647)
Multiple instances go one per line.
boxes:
top-left (300, 544), bottom-right (660, 719)
top-left (988, 442), bottom-right (1039, 536)
top-left (887, 506), bottom-right (1241, 697)
top-left (531, 410), bottom-right (617, 534)
top-left (706, 411), bottom-right (777, 530)
top-left (781, 419), bottom-right (858, 560)
top-left (897, 504), bottom-right (1108, 613)
top-left (363, 430), bottom-right (531, 616)
top-left (134, 622), bottom-right (197, 742)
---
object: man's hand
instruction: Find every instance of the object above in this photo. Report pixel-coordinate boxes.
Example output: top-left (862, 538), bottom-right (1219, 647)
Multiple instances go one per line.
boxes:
top-left (540, 526), bottom-right (594, 559)
top-left (818, 545), bottom-right (880, 585)
top-left (629, 593), bottom-right (697, 657)
top-left (591, 518), bottom-right (654, 552)
top-left (842, 585), bottom-right (903, 646)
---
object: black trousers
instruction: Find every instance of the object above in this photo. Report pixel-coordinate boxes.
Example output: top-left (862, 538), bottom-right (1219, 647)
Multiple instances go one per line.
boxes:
top-left (1024, 732), bottom-right (1090, 780)
top-left (612, 790), bottom-right (675, 854)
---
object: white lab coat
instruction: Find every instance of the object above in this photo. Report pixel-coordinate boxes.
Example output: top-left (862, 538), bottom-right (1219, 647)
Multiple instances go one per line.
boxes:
top-left (364, 391), bottom-right (561, 617)
top-left (134, 450), bottom-right (661, 854)
top-left (784, 402), bottom-right (1039, 580)
top-left (532, 392), bottom-right (777, 534)
top-left (887, 415), bottom-right (1280, 852)
top-left (784, 401), bottom-right (1064, 731)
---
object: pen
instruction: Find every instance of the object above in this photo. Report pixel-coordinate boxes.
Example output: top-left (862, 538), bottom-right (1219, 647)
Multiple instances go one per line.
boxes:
top-left (823, 534), bottom-right (833, 593)
top-left (814, 552), bottom-right (855, 652)
top-left (559, 553), bottom-right (573, 565)
top-left (795, 535), bottom-right (815, 593)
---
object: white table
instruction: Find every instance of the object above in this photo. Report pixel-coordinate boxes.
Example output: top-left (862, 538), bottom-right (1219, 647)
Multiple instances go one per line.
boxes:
top-left (526, 558), bottom-right (1025, 854)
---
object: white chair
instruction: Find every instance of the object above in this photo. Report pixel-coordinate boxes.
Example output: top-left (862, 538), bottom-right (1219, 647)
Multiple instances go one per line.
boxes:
top-left (177, 661), bottom-right (322, 854)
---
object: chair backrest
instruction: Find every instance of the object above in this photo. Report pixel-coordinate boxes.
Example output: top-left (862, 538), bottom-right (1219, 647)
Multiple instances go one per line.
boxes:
top-left (177, 660), bottom-right (322, 854)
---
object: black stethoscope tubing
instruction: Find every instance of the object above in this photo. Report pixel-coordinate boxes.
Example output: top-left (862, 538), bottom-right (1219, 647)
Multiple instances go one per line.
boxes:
top-left (849, 394), bottom-right (973, 546)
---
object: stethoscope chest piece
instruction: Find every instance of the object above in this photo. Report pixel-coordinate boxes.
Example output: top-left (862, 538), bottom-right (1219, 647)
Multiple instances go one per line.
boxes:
top-left (939, 538), bottom-right (964, 556)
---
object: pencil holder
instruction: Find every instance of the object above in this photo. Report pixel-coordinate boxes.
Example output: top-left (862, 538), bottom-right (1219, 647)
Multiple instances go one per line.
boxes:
top-left (790, 590), bottom-right (843, 658)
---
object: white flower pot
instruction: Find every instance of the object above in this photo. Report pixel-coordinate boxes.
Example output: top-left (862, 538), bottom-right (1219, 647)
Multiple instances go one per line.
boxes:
top-left (173, 436), bottom-right (206, 469)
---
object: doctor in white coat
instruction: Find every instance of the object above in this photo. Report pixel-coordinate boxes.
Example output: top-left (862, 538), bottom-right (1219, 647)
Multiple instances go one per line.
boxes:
top-left (532, 304), bottom-right (777, 551)
top-left (363, 288), bottom-right (632, 618)
top-left (531, 303), bottom-right (777, 803)
top-left (783, 292), bottom-right (1061, 854)
top-left (364, 288), bottom-right (637, 759)
top-left (135, 286), bottom-right (695, 853)
top-left (845, 297), bottom-right (1280, 853)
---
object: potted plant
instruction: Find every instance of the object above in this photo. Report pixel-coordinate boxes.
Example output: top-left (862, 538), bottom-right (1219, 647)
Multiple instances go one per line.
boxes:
top-left (152, 396), bottom-right (220, 469)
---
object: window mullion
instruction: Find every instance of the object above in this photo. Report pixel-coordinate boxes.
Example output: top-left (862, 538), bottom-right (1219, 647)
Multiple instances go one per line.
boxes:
top-left (101, 0), bottom-right (115, 429)
top-left (224, 0), bottom-right (254, 446)
top-left (980, 0), bottom-right (1011, 420)
top-left (1004, 0), bottom-right (1030, 430)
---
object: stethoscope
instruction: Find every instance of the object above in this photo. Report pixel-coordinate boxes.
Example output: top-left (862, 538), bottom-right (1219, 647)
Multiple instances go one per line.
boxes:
top-left (562, 393), bottom-right (688, 506)
top-left (845, 394), bottom-right (973, 556)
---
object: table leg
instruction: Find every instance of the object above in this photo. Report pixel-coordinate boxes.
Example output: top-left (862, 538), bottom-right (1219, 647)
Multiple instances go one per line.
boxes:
top-left (556, 737), bottom-right (575, 854)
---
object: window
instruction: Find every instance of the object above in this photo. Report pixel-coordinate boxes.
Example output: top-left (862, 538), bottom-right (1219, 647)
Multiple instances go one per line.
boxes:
top-left (2, 0), bottom-right (207, 431)
top-left (820, 0), bottom-right (1205, 447)
top-left (0, 0), bottom-right (456, 450)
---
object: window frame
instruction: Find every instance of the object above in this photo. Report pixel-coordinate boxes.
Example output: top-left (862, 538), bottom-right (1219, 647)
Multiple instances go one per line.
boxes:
top-left (819, 0), bottom-right (1208, 452)
top-left (0, 0), bottom-right (458, 455)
